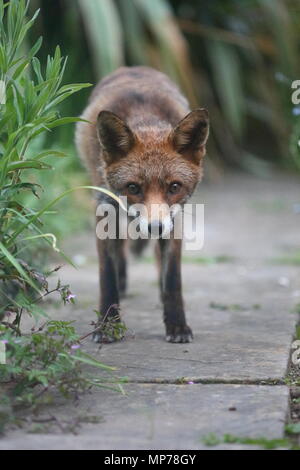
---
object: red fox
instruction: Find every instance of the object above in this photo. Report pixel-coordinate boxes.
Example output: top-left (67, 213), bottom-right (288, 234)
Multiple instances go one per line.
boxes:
top-left (75, 66), bottom-right (209, 343)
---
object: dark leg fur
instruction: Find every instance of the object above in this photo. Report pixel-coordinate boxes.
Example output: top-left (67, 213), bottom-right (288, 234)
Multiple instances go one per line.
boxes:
top-left (94, 213), bottom-right (126, 342)
top-left (130, 238), bottom-right (149, 257)
top-left (158, 238), bottom-right (193, 343)
top-left (118, 240), bottom-right (127, 298)
top-left (94, 212), bottom-right (191, 343)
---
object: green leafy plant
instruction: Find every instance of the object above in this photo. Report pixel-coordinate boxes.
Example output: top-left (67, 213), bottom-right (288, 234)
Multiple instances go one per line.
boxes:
top-left (0, 0), bottom-right (124, 435)
top-left (27, 0), bottom-right (300, 170)
top-left (285, 423), bottom-right (300, 435)
top-left (202, 432), bottom-right (291, 449)
top-left (0, 0), bottom-right (90, 317)
top-left (0, 318), bottom-right (118, 433)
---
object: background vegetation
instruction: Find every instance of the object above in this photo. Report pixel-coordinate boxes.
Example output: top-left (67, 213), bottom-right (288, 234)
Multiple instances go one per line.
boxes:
top-left (11, 0), bottom-right (298, 242)
top-left (27, 0), bottom-right (300, 174)
top-left (0, 0), bottom-right (118, 431)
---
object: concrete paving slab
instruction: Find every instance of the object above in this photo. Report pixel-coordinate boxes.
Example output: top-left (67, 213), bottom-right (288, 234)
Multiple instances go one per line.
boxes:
top-left (44, 260), bottom-right (297, 383)
top-left (0, 384), bottom-right (289, 450)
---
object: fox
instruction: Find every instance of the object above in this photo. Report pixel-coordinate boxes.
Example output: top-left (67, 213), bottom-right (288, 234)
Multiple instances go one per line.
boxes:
top-left (75, 66), bottom-right (209, 343)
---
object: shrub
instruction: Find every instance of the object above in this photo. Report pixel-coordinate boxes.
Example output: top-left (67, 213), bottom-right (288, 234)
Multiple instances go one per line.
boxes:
top-left (0, 0), bottom-right (116, 433)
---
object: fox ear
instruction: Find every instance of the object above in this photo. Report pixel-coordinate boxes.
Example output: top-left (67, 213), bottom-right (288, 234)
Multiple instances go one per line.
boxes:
top-left (171, 109), bottom-right (209, 163)
top-left (97, 110), bottom-right (136, 162)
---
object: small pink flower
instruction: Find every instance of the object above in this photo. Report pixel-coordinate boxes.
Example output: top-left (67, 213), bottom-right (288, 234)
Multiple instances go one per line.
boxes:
top-left (1, 340), bottom-right (8, 344)
top-left (188, 381), bottom-right (194, 385)
top-left (66, 294), bottom-right (76, 302)
top-left (71, 344), bottom-right (80, 350)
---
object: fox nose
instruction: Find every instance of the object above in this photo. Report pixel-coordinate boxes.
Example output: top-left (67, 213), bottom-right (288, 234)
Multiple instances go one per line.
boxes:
top-left (148, 221), bottom-right (163, 237)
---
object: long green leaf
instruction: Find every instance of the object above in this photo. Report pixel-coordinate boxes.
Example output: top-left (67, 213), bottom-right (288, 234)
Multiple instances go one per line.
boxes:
top-left (6, 160), bottom-right (52, 172)
top-left (9, 185), bottom-right (127, 245)
top-left (0, 241), bottom-right (40, 293)
top-left (64, 351), bottom-right (115, 371)
top-left (78, 0), bottom-right (123, 77)
top-left (207, 40), bottom-right (244, 138)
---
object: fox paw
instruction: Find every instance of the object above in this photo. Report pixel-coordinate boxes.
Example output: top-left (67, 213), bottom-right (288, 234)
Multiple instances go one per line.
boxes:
top-left (165, 324), bottom-right (193, 343)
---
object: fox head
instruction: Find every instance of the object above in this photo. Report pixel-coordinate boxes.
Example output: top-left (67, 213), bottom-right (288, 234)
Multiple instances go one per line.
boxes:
top-left (96, 108), bottom-right (209, 238)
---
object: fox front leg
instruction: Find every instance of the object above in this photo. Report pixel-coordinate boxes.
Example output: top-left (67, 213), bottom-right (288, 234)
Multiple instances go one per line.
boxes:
top-left (159, 238), bottom-right (193, 343)
top-left (94, 234), bottom-right (124, 343)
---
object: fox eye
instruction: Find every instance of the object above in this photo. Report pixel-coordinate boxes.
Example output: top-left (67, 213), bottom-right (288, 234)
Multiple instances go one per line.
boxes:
top-left (169, 182), bottom-right (182, 194)
top-left (127, 183), bottom-right (141, 195)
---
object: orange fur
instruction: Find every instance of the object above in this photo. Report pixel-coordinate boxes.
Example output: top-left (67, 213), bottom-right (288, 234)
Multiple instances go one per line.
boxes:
top-left (75, 66), bottom-right (209, 343)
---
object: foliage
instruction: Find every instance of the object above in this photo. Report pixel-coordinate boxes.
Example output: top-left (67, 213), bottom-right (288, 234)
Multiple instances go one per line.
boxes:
top-left (27, 0), bottom-right (300, 170)
top-left (0, 0), bottom-right (118, 434)
top-left (285, 422), bottom-right (300, 435)
top-left (0, 316), bottom-right (117, 434)
top-left (0, 0), bottom-right (90, 316)
top-left (173, 0), bottom-right (300, 169)
top-left (202, 432), bottom-right (292, 449)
